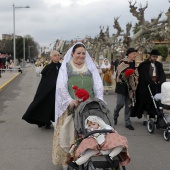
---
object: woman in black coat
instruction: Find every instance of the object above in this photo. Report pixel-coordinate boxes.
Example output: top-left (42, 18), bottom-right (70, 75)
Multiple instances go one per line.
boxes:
top-left (22, 51), bottom-right (61, 128)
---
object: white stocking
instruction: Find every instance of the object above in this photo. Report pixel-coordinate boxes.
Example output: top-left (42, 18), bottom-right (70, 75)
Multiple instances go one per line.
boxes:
top-left (109, 146), bottom-right (124, 158)
top-left (76, 150), bottom-right (98, 165)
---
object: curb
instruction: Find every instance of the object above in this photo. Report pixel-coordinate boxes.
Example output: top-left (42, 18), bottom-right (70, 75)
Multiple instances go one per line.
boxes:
top-left (0, 72), bottom-right (21, 92)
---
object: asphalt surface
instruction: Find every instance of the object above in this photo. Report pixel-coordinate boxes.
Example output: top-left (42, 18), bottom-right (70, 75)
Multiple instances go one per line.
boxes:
top-left (0, 65), bottom-right (170, 170)
top-left (0, 71), bottom-right (21, 91)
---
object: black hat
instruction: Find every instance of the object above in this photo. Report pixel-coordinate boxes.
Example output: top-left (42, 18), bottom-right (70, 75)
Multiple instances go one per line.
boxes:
top-left (149, 49), bottom-right (160, 56)
top-left (126, 48), bottom-right (137, 56)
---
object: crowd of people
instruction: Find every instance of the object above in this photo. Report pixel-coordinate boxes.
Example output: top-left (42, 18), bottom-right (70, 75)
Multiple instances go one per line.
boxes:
top-left (21, 42), bottom-right (167, 169)
top-left (0, 53), bottom-right (15, 77)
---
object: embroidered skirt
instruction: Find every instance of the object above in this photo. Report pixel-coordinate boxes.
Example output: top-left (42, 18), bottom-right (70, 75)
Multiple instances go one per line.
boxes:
top-left (52, 110), bottom-right (70, 165)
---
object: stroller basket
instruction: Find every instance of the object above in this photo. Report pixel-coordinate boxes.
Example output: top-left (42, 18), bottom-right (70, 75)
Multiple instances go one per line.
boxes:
top-left (163, 105), bottom-right (170, 110)
top-left (90, 155), bottom-right (119, 168)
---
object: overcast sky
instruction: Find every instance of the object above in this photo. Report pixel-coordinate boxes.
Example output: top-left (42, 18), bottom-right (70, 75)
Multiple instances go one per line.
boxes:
top-left (0, 0), bottom-right (169, 47)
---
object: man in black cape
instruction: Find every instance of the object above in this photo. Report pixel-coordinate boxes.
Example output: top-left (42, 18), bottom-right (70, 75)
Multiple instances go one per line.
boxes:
top-left (22, 51), bottom-right (61, 128)
top-left (132, 49), bottom-right (166, 125)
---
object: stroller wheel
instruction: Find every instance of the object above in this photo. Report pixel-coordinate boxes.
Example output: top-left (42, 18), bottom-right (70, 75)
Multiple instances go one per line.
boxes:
top-left (163, 130), bottom-right (169, 141)
top-left (147, 119), bottom-right (155, 133)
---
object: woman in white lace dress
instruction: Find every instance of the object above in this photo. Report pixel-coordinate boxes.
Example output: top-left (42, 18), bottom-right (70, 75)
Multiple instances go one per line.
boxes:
top-left (52, 42), bottom-right (104, 169)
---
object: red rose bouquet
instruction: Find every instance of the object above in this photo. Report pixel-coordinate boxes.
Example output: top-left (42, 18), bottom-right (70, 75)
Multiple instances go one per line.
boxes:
top-left (121, 68), bottom-right (134, 84)
top-left (72, 86), bottom-right (90, 102)
top-left (124, 69), bottom-right (134, 77)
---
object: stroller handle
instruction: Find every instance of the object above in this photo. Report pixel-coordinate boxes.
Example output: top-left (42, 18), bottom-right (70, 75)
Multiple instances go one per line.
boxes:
top-left (148, 84), bottom-right (152, 96)
top-left (84, 129), bottom-right (113, 139)
top-left (148, 83), bottom-right (161, 96)
top-left (148, 84), bottom-right (162, 114)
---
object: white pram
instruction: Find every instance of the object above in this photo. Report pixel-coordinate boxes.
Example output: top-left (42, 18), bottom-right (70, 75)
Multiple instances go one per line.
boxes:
top-left (147, 82), bottom-right (170, 141)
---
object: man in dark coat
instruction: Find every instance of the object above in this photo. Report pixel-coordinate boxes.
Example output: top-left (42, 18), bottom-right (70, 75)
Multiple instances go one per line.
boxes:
top-left (22, 51), bottom-right (61, 129)
top-left (132, 49), bottom-right (166, 125)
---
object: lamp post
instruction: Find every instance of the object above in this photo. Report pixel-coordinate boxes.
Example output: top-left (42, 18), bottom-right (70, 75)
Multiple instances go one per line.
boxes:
top-left (23, 36), bottom-right (26, 68)
top-left (28, 46), bottom-right (33, 61)
top-left (13, 4), bottom-right (30, 70)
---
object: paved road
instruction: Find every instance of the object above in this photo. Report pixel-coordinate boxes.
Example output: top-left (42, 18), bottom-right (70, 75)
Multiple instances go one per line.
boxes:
top-left (0, 71), bottom-right (21, 91)
top-left (0, 65), bottom-right (170, 170)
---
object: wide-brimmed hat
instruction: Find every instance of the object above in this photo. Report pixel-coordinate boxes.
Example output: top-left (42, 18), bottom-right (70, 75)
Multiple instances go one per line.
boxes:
top-left (126, 48), bottom-right (137, 56)
top-left (149, 49), bottom-right (160, 56)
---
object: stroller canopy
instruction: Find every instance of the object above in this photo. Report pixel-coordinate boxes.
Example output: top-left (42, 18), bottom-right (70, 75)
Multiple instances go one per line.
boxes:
top-left (74, 98), bottom-right (114, 134)
top-left (161, 82), bottom-right (170, 105)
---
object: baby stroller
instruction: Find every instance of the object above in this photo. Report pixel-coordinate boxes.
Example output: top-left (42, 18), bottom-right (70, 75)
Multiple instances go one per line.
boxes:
top-left (147, 82), bottom-right (170, 141)
top-left (69, 98), bottom-right (127, 170)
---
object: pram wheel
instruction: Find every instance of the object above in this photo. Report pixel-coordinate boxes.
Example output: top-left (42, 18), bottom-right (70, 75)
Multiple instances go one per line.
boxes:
top-left (163, 130), bottom-right (169, 141)
top-left (147, 119), bottom-right (155, 133)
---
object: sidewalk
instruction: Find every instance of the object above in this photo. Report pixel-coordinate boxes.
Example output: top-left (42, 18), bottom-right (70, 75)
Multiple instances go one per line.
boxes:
top-left (0, 71), bottom-right (21, 91)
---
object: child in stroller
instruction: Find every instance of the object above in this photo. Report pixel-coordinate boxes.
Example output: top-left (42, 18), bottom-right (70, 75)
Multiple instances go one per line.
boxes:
top-left (68, 115), bottom-right (130, 170)
top-left (147, 82), bottom-right (170, 141)
top-left (68, 97), bottom-right (130, 169)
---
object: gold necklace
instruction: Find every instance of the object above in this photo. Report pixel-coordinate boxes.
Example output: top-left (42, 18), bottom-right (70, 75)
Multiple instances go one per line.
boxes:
top-left (71, 60), bottom-right (86, 71)
top-left (73, 61), bottom-right (84, 66)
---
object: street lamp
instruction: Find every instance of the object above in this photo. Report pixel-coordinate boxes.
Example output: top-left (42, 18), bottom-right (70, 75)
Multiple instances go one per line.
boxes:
top-left (23, 36), bottom-right (26, 68)
top-left (28, 46), bottom-right (33, 61)
top-left (13, 4), bottom-right (30, 70)
top-left (49, 40), bottom-right (58, 51)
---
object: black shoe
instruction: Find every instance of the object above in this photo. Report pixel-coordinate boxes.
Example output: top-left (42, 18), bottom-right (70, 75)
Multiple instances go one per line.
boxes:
top-left (114, 118), bottom-right (117, 125)
top-left (126, 125), bottom-right (134, 130)
top-left (38, 125), bottom-right (43, 128)
top-left (105, 155), bottom-right (119, 167)
top-left (45, 122), bottom-right (52, 129)
top-left (67, 161), bottom-right (79, 170)
top-left (38, 123), bottom-right (45, 128)
top-left (105, 155), bottom-right (114, 166)
top-left (142, 121), bottom-right (147, 126)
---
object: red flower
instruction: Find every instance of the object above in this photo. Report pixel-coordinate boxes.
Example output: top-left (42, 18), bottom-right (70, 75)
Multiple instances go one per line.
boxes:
top-left (72, 86), bottom-right (90, 102)
top-left (72, 86), bottom-right (78, 91)
top-left (124, 69), bottom-right (134, 77)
